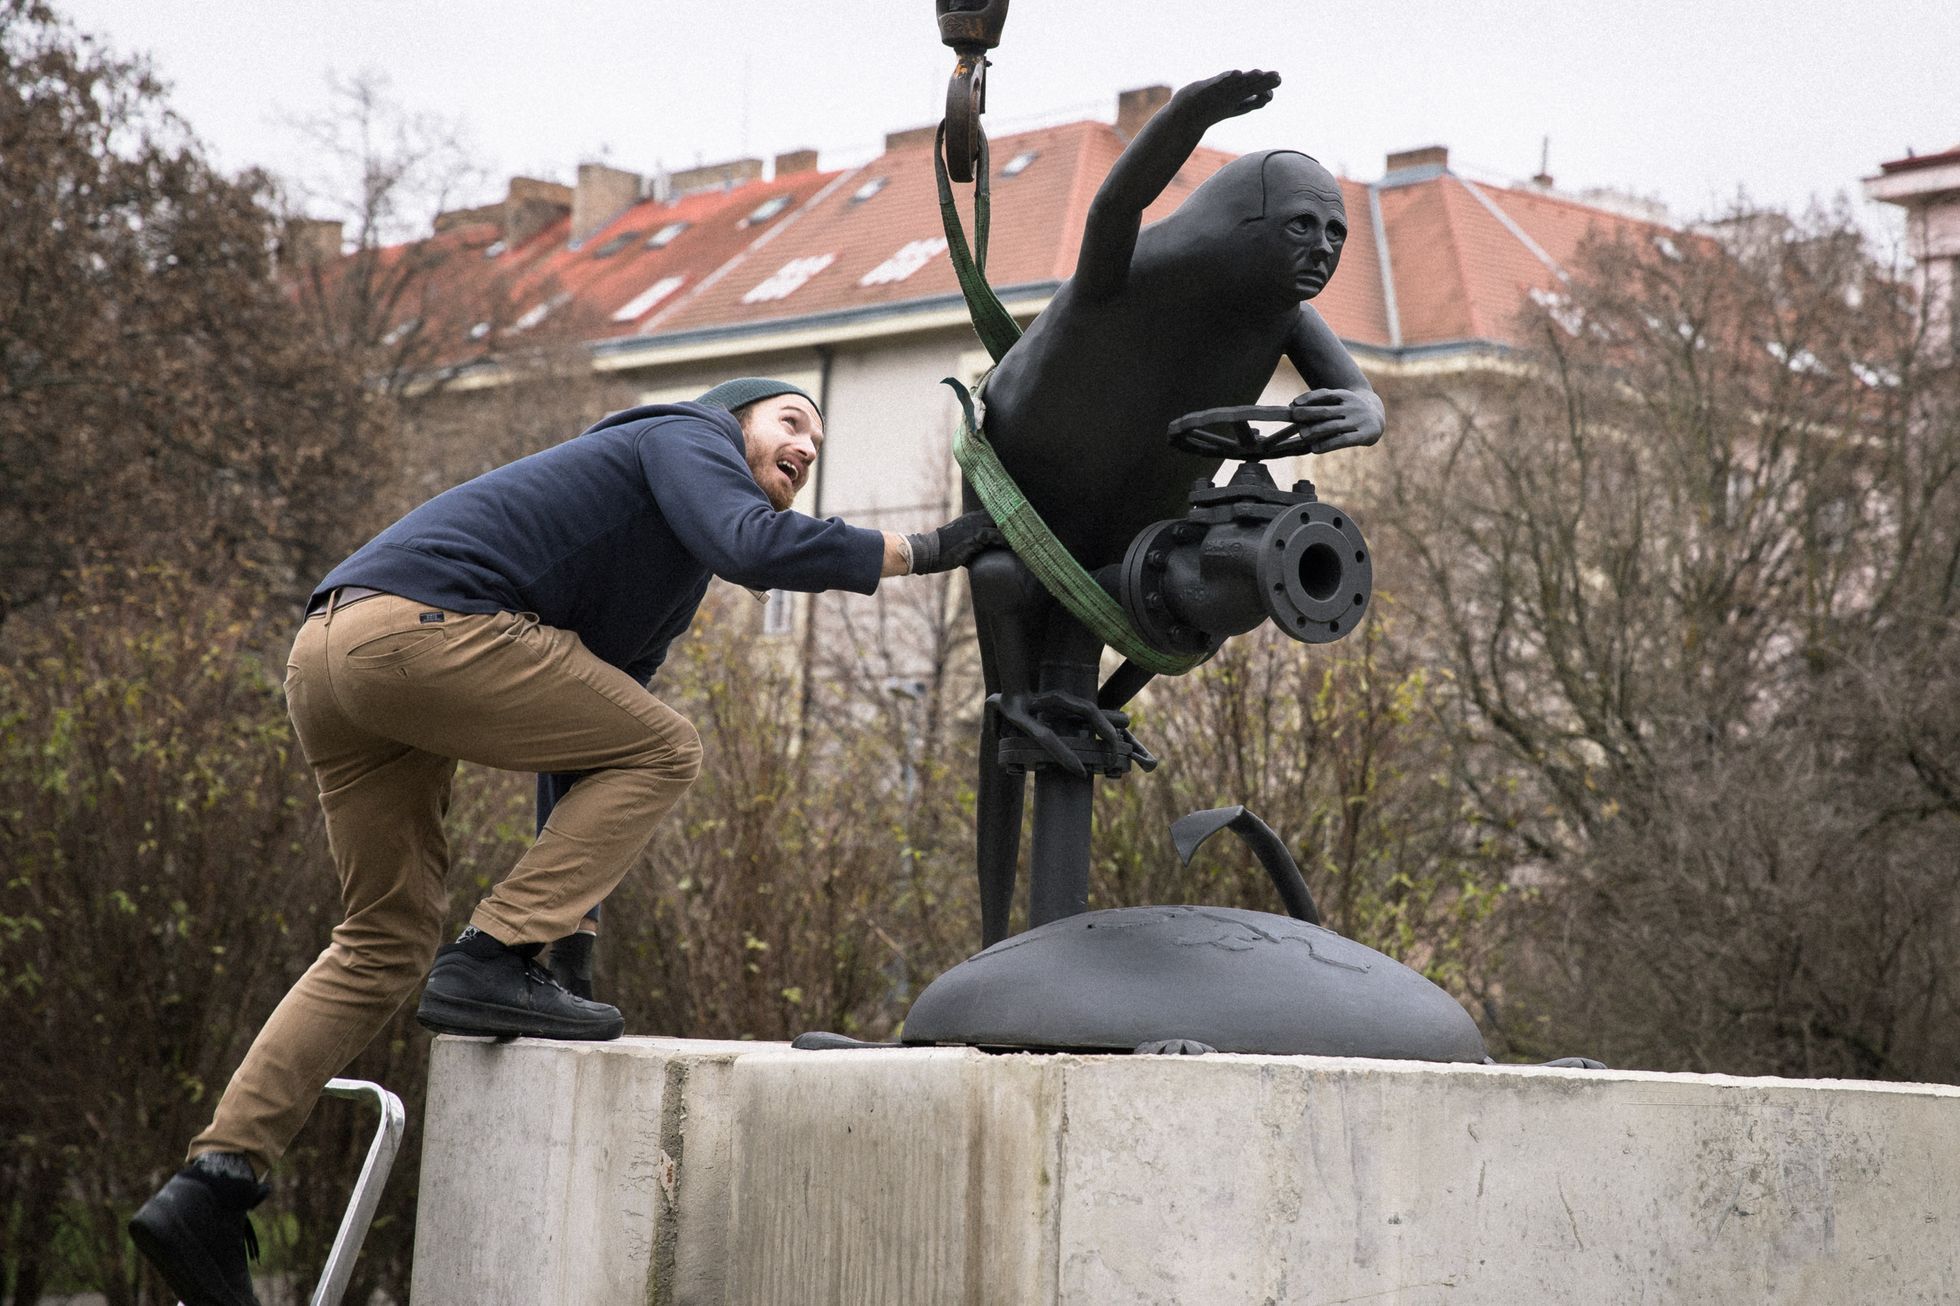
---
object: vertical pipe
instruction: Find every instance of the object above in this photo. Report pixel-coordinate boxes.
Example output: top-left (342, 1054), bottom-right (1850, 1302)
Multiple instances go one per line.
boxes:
top-left (1025, 651), bottom-right (1097, 928)
top-left (1027, 770), bottom-right (1092, 927)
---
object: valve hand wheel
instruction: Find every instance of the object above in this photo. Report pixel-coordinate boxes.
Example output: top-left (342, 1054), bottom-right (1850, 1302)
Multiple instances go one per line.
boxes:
top-left (1167, 405), bottom-right (1322, 461)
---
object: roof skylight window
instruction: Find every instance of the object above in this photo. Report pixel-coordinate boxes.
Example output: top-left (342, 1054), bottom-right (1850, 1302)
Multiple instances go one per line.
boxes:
top-left (999, 150), bottom-right (1038, 178)
top-left (741, 195), bottom-right (792, 227)
top-left (860, 237), bottom-right (948, 287)
top-left (381, 318), bottom-right (420, 346)
top-left (742, 253), bottom-right (836, 303)
top-left (482, 240), bottom-right (507, 259)
top-left (468, 321), bottom-right (491, 340)
top-left (850, 176), bottom-right (889, 204)
top-left (512, 293), bottom-right (570, 333)
top-left (613, 275), bottom-right (687, 322)
top-left (591, 231), bottom-right (643, 259)
top-left (646, 221), bottom-right (689, 248)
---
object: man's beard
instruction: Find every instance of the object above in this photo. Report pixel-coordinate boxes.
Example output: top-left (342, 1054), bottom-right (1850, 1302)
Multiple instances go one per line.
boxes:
top-left (746, 447), bottom-right (796, 511)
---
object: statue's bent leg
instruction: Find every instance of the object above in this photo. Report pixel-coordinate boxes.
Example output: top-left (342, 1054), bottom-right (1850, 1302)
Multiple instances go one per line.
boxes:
top-left (971, 548), bottom-right (1040, 946)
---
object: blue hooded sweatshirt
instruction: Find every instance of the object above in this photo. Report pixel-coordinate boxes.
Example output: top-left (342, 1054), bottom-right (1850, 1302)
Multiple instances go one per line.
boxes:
top-left (312, 401), bottom-right (885, 687)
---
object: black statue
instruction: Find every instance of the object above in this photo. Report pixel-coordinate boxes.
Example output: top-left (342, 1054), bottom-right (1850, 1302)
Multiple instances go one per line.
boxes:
top-left (966, 70), bottom-right (1385, 944)
top-left (797, 53), bottom-right (1588, 1065)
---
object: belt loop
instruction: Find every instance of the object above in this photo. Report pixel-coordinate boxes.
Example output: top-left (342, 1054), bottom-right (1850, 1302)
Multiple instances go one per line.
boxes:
top-left (324, 586), bottom-right (341, 625)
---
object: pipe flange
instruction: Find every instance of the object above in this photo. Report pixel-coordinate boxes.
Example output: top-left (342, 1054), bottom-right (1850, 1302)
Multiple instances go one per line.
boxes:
top-left (1119, 519), bottom-right (1211, 657)
top-left (1255, 504), bottom-right (1371, 644)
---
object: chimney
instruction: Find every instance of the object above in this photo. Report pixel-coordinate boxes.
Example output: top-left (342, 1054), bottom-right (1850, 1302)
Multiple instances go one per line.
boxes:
top-left (884, 125), bottom-right (938, 153)
top-left (1115, 85), bottom-right (1172, 140)
top-left (433, 202), bottom-right (501, 234)
top-left (668, 157), bottom-right (764, 195)
top-left (773, 148), bottom-right (819, 178)
top-left (572, 162), bottom-right (643, 246)
top-left (501, 177), bottom-right (572, 248)
top-left (1385, 145), bottom-right (1450, 176)
top-left (283, 217), bottom-right (342, 266)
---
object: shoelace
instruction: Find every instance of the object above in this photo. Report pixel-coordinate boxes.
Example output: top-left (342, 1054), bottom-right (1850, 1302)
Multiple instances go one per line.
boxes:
top-left (521, 956), bottom-right (570, 994)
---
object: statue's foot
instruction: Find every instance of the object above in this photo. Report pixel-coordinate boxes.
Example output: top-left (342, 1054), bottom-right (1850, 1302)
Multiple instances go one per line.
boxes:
top-left (1134, 1039), bottom-right (1216, 1056)
top-left (992, 690), bottom-right (1158, 777)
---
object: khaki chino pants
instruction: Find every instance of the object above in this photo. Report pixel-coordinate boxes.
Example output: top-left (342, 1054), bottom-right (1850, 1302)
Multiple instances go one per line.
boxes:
top-left (191, 593), bottom-right (702, 1171)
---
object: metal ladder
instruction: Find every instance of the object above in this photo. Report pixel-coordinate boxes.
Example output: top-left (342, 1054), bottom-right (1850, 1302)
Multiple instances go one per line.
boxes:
top-left (308, 1077), bottom-right (406, 1306)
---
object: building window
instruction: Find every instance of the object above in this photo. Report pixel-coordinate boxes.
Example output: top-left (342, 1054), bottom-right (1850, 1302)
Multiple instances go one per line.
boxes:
top-left (860, 237), bottom-right (948, 286)
top-left (741, 194), bottom-right (792, 227)
top-left (762, 589), bottom-right (795, 636)
top-left (850, 176), bottom-right (889, 204)
top-left (999, 149), bottom-right (1039, 178)
top-left (742, 253), bottom-right (836, 304)
top-left (613, 275), bottom-right (686, 322)
top-left (591, 230), bottom-right (643, 258)
top-left (512, 294), bottom-right (569, 332)
top-left (646, 221), bottom-right (689, 248)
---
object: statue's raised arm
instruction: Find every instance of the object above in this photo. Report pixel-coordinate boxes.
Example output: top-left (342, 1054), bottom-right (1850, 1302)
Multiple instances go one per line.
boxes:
top-left (1074, 70), bottom-right (1281, 301)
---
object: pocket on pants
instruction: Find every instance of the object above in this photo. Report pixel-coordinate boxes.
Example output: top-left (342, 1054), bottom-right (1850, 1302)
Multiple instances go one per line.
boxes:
top-left (345, 627), bottom-right (449, 670)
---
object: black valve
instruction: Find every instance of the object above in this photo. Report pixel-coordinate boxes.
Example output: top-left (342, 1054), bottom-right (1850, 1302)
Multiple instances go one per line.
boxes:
top-left (1117, 407), bottom-right (1373, 657)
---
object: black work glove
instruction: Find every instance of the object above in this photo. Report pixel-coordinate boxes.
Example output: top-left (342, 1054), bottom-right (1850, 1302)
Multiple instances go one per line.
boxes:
top-left (907, 510), bottom-right (1005, 574)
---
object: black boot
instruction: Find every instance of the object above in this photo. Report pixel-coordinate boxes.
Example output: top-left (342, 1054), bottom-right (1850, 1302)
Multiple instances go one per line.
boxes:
top-left (549, 929), bottom-right (597, 1001)
top-left (416, 927), bottom-right (624, 1040)
top-left (128, 1153), bottom-right (270, 1306)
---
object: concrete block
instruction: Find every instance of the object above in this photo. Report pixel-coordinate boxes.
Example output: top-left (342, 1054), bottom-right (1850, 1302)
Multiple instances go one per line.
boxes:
top-left (414, 1038), bottom-right (1960, 1304)
top-left (722, 1051), bottom-right (1960, 1305)
top-left (410, 1035), bottom-right (773, 1306)
top-left (725, 1049), bottom-right (1064, 1305)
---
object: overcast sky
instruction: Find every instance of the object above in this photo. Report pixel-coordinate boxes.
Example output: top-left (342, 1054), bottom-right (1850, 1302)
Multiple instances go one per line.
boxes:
top-left (57, 0), bottom-right (1959, 244)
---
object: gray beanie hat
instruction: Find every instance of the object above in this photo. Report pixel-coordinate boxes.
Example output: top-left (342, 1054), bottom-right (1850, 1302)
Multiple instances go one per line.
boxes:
top-left (696, 376), bottom-right (821, 419)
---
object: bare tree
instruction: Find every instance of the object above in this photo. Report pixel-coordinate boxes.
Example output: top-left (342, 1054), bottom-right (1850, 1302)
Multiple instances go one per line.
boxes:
top-left (1380, 205), bottom-right (1960, 1078)
top-left (0, 2), bottom-right (387, 615)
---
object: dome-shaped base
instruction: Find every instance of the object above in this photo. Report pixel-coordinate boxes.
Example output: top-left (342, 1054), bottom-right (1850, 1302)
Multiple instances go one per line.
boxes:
top-left (903, 905), bottom-right (1487, 1062)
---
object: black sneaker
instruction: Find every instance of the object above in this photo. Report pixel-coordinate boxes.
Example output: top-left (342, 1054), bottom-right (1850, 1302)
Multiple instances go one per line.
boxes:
top-left (128, 1160), bottom-right (270, 1306)
top-left (416, 938), bottom-right (624, 1040)
top-left (549, 929), bottom-right (597, 1001)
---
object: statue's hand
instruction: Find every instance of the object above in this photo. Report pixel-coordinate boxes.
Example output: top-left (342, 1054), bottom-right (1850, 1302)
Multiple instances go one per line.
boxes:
top-left (1175, 69), bottom-right (1280, 127)
top-left (1290, 388), bottom-right (1385, 454)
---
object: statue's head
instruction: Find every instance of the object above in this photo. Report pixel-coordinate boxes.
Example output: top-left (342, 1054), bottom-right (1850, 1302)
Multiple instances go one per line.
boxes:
top-left (1177, 150), bottom-right (1347, 306)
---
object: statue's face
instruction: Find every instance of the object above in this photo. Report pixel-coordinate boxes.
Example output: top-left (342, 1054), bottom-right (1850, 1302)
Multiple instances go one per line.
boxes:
top-left (1259, 156), bottom-right (1347, 302)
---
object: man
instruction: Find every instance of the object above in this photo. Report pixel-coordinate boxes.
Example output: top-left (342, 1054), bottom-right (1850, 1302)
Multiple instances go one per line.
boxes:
top-left (128, 378), bottom-right (999, 1305)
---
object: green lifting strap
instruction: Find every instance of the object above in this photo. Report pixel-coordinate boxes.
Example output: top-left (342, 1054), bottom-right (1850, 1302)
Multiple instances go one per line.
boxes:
top-left (942, 378), bottom-right (1208, 677)
top-left (933, 123), bottom-right (1207, 677)
top-left (933, 122), bottom-right (1020, 364)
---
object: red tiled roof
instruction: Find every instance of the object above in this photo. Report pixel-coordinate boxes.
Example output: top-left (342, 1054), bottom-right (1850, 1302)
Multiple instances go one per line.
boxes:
top-left (1378, 174), bottom-right (1658, 347)
top-left (1876, 144), bottom-right (1960, 176)
top-left (328, 113), bottom-right (1670, 367)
